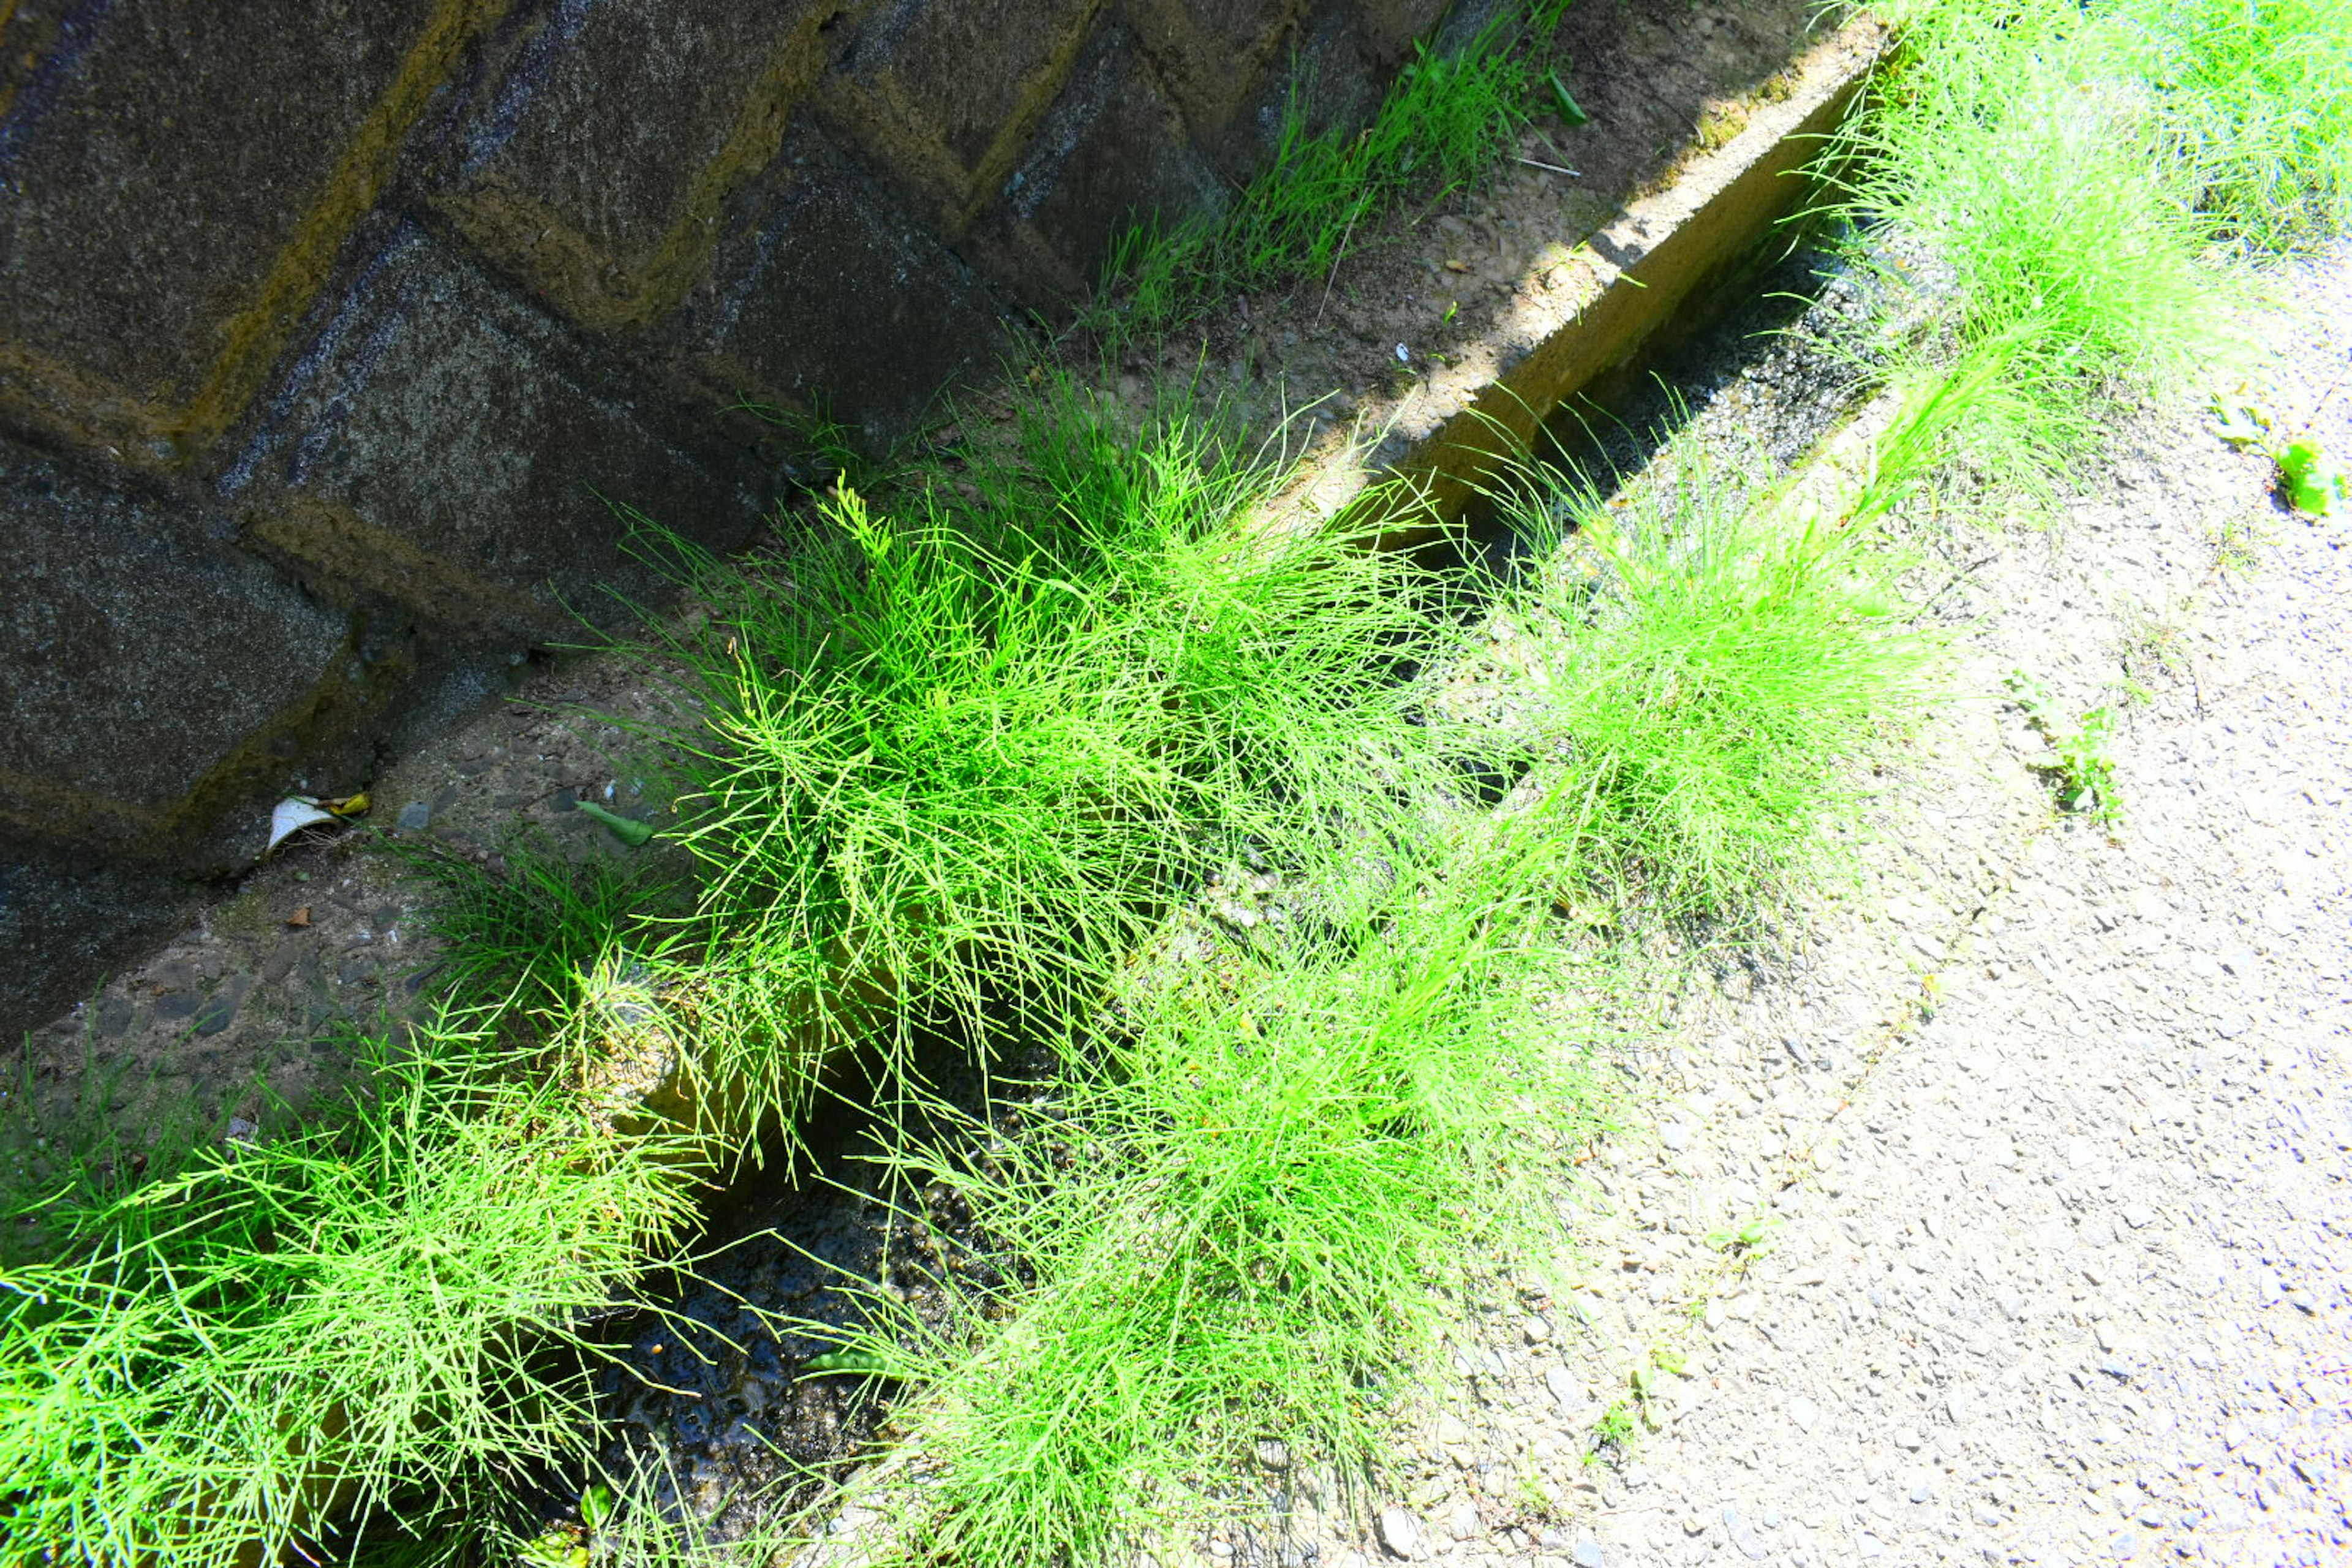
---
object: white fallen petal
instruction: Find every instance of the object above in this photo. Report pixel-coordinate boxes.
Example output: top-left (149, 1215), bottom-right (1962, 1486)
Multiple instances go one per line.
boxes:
top-left (266, 797), bottom-right (338, 854)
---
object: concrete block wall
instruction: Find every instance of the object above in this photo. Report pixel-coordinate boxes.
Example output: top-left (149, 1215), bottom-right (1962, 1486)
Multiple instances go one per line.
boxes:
top-left (0, 0), bottom-right (1455, 1035)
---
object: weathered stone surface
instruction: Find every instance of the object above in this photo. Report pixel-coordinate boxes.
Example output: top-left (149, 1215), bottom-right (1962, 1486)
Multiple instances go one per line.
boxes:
top-left (0, 847), bottom-right (194, 1050)
top-left (1, 440), bottom-right (351, 858)
top-left (436, 0), bottom-right (835, 327)
top-left (0, 0), bottom-right (1453, 1019)
top-left (221, 222), bottom-right (769, 642)
top-left (823, 0), bottom-right (1098, 230)
top-left (984, 18), bottom-right (1227, 307)
top-left (0, 0), bottom-right (459, 451)
top-left (1357, 0), bottom-right (1456, 64)
top-left (1112, 0), bottom-right (1303, 146)
top-left (666, 123), bottom-right (1010, 439)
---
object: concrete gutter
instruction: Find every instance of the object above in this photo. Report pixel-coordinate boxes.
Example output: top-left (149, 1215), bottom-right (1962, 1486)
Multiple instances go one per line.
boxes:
top-left (1281, 15), bottom-right (1888, 535)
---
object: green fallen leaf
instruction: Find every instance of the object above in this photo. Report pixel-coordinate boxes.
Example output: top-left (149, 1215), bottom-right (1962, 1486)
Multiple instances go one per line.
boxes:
top-left (575, 799), bottom-right (655, 846)
top-left (801, 1349), bottom-right (898, 1379)
top-left (2211, 391), bottom-right (2272, 450)
top-left (1549, 70), bottom-right (1590, 126)
top-left (2280, 437), bottom-right (2346, 517)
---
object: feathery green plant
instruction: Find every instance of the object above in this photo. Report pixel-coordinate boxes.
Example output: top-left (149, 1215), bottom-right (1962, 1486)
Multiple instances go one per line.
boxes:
top-left (1827, 0), bottom-right (2352, 499)
top-left (1486, 451), bottom-right (1942, 925)
top-left (395, 834), bottom-right (684, 1033)
top-left (1102, 3), bottom-right (1568, 335)
top-left (1835, 0), bottom-right (2220, 468)
top-left (2114, 0), bottom-right (2352, 249)
top-left (0, 1012), bottom-right (696, 1567)
top-left (636, 385), bottom-right (1463, 1116)
top-left (820, 813), bottom-right (1609, 1568)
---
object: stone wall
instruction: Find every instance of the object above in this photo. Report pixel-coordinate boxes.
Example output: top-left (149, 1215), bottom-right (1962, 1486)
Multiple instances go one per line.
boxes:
top-left (0, 0), bottom-right (1458, 1036)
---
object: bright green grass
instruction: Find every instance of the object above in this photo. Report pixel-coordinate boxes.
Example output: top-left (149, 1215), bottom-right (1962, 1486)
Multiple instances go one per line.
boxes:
top-left (0, 1014), bottom-right (697, 1568)
top-left (2115, 0), bottom-right (2352, 249)
top-left (1836, 0), bottom-right (2222, 470)
top-left (1830, 0), bottom-right (2352, 496)
top-left (823, 813), bottom-right (1608, 1568)
top-left (800, 432), bottom-right (1941, 1562)
top-left (1102, 3), bottom-right (1569, 336)
top-left (635, 384), bottom-right (1466, 1119)
top-left (395, 834), bottom-right (685, 1039)
top-left (1486, 452), bottom-right (1944, 927)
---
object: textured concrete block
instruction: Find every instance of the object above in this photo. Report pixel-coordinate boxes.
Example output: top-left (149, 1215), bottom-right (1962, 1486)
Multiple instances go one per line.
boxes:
top-left (665, 122), bottom-right (1010, 440)
top-left (1218, 0), bottom-right (1382, 180)
top-left (0, 440), bottom-right (351, 858)
top-left (1115, 0), bottom-right (1303, 144)
top-left (823, 0), bottom-right (1098, 230)
top-left (0, 0), bottom-right (456, 448)
top-left (222, 222), bottom-right (769, 643)
top-left (0, 846), bottom-right (194, 1051)
top-left (437, 0), bottom-right (833, 326)
top-left (984, 18), bottom-right (1227, 307)
top-left (1357, 0), bottom-right (1456, 64)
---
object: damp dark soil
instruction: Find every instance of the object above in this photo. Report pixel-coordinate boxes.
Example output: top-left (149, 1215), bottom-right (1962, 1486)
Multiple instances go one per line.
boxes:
top-left (565, 1032), bottom-right (1050, 1537)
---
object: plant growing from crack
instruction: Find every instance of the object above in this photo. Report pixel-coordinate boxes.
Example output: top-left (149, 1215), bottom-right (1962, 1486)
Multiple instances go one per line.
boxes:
top-left (2005, 670), bottom-right (2122, 828)
top-left (1705, 1212), bottom-right (1781, 1260)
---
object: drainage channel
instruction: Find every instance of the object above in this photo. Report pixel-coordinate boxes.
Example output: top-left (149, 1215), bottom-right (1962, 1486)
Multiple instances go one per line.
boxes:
top-left (73, 21), bottom-right (1897, 1557)
top-left (529, 216), bottom-right (1923, 1552)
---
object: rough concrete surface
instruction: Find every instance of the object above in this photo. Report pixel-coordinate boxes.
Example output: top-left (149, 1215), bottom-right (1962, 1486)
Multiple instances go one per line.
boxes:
top-left (1237, 255), bottom-right (2352, 1568)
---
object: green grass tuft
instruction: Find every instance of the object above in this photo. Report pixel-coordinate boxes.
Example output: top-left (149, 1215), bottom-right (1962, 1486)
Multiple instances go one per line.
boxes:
top-left (1485, 452), bottom-right (1944, 926)
top-left (2116, 0), bottom-right (2352, 250)
top-left (1101, 6), bottom-right (1564, 335)
top-left (829, 817), bottom-right (1609, 1567)
top-left (635, 385), bottom-right (1463, 1116)
top-left (1838, 1), bottom-right (2222, 464)
top-left (0, 1013), bottom-right (697, 1567)
top-left (1830, 0), bottom-right (2352, 499)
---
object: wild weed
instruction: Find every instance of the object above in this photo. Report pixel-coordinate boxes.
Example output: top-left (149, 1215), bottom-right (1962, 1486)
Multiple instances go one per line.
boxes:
top-left (1830, 0), bottom-right (2229, 491)
top-left (1485, 453), bottom-right (1943, 927)
top-left (0, 1011), bottom-right (697, 1567)
top-left (637, 386), bottom-right (1463, 1115)
top-left (2113, 0), bottom-right (2352, 249)
top-left (824, 816), bottom-right (1609, 1567)
top-left (2006, 670), bottom-right (2124, 827)
top-left (1104, 6), bottom-right (1562, 335)
top-left (395, 834), bottom-right (685, 1035)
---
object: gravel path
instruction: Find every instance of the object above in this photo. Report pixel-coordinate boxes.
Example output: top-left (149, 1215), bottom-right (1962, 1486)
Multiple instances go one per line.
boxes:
top-left (1248, 252), bottom-right (2352, 1568)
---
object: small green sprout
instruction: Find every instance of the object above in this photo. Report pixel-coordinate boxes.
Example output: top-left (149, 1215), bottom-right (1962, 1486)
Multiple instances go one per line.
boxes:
top-left (2005, 671), bottom-right (2122, 828)
top-left (1588, 1398), bottom-right (1638, 1461)
top-left (2211, 390), bottom-right (2273, 450)
top-left (518, 1484), bottom-right (619, 1568)
top-left (1705, 1214), bottom-right (1781, 1257)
